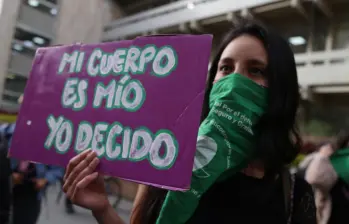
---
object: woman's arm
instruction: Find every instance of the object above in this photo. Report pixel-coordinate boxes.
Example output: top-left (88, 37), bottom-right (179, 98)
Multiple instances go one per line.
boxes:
top-left (130, 184), bottom-right (148, 223)
top-left (93, 184), bottom-right (148, 224)
top-left (133, 185), bottom-right (148, 213)
top-left (93, 205), bottom-right (125, 224)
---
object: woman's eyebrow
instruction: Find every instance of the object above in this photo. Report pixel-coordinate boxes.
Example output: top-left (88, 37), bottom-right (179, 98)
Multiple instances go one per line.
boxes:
top-left (248, 59), bottom-right (267, 67)
top-left (219, 57), bottom-right (233, 64)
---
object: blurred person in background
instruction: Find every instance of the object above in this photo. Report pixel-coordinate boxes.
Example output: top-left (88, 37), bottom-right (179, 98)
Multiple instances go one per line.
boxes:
top-left (0, 130), bottom-right (11, 224)
top-left (327, 130), bottom-right (349, 224)
top-left (1, 94), bottom-right (64, 224)
top-left (57, 171), bottom-right (76, 214)
top-left (304, 130), bottom-right (349, 224)
top-left (64, 181), bottom-right (76, 214)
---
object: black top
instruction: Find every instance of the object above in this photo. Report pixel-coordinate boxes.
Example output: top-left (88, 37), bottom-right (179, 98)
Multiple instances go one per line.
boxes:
top-left (329, 178), bottom-right (349, 224)
top-left (0, 145), bottom-right (11, 224)
top-left (13, 163), bottom-right (38, 197)
top-left (187, 172), bottom-right (316, 224)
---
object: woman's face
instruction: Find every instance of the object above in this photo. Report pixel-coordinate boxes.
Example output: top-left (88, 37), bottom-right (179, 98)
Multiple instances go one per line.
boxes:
top-left (214, 35), bottom-right (268, 86)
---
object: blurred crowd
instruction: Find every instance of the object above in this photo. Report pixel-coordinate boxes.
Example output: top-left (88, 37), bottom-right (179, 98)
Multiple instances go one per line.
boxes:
top-left (0, 96), bottom-right (76, 224)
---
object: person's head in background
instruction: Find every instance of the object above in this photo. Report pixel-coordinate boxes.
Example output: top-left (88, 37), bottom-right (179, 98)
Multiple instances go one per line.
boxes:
top-left (315, 130), bottom-right (349, 156)
top-left (337, 130), bottom-right (349, 149)
top-left (134, 20), bottom-right (302, 223)
top-left (301, 142), bottom-right (317, 154)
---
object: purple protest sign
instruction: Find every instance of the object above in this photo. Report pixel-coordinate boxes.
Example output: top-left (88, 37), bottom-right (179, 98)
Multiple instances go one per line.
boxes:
top-left (9, 35), bottom-right (212, 191)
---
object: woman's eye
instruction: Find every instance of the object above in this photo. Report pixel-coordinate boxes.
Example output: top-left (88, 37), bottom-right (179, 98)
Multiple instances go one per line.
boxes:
top-left (219, 65), bottom-right (232, 74)
top-left (249, 67), bottom-right (265, 76)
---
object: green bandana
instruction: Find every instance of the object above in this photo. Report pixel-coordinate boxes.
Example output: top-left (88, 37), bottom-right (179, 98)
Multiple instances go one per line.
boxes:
top-left (331, 148), bottom-right (349, 185)
top-left (157, 74), bottom-right (268, 224)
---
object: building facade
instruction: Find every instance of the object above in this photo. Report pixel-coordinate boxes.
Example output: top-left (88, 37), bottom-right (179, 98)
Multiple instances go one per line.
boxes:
top-left (0, 0), bottom-right (348, 132)
top-left (0, 0), bottom-right (121, 114)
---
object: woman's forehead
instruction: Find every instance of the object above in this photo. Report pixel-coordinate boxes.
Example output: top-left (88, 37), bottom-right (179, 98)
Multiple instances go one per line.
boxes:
top-left (220, 35), bottom-right (268, 64)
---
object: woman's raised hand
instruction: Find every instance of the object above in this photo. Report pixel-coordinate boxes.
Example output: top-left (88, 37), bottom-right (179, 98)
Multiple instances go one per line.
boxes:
top-left (63, 150), bottom-right (110, 213)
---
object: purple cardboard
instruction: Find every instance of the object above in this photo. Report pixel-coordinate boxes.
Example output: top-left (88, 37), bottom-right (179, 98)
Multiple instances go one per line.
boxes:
top-left (9, 35), bottom-right (212, 191)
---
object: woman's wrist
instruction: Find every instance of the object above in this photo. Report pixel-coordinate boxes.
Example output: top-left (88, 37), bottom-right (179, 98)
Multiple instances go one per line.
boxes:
top-left (92, 203), bottom-right (111, 216)
top-left (92, 204), bottom-right (124, 224)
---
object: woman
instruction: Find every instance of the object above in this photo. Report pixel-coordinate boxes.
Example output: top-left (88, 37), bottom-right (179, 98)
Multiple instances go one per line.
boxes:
top-left (63, 21), bottom-right (316, 223)
top-left (305, 143), bottom-right (337, 224)
top-left (306, 131), bottom-right (349, 224)
top-left (304, 130), bottom-right (349, 224)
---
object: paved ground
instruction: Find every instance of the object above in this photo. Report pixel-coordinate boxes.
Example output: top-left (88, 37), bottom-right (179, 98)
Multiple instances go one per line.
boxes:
top-left (38, 185), bottom-right (132, 224)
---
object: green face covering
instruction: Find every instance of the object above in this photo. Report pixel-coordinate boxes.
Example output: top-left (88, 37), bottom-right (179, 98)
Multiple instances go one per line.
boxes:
top-left (156, 73), bottom-right (268, 224)
top-left (331, 148), bottom-right (349, 185)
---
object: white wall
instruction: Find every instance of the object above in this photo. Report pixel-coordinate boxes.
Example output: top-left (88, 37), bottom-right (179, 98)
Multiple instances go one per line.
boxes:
top-left (0, 0), bottom-right (21, 106)
top-left (17, 4), bottom-right (55, 38)
top-left (54, 0), bottom-right (105, 44)
top-left (8, 53), bottom-right (33, 77)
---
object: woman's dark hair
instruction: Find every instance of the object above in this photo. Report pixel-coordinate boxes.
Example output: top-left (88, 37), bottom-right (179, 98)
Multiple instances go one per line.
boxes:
top-left (132, 20), bottom-right (301, 223)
